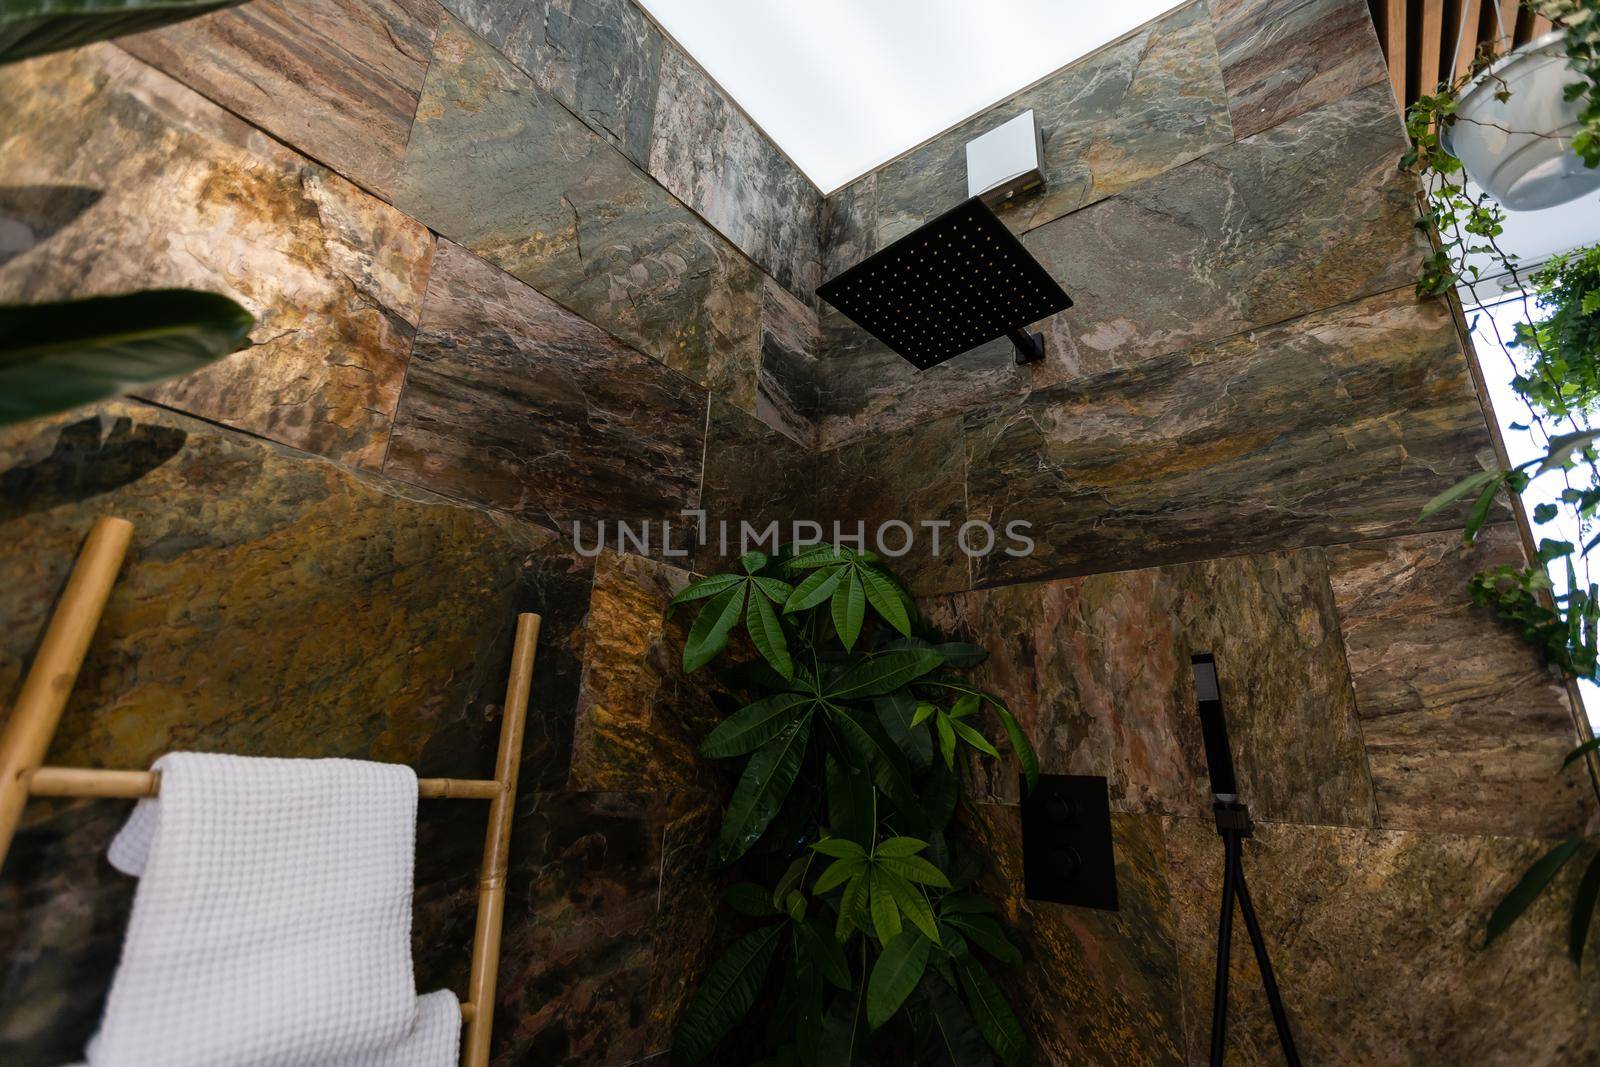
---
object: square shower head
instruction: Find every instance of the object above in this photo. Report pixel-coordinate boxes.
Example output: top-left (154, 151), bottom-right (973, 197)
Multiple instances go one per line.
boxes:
top-left (816, 196), bottom-right (1073, 371)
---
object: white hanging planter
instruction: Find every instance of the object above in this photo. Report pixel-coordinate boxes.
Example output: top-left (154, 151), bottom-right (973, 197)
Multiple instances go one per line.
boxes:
top-left (1441, 30), bottom-right (1600, 211)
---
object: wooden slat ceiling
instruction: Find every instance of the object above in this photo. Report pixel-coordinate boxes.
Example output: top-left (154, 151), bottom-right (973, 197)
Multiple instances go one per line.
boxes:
top-left (1369, 0), bottom-right (1556, 113)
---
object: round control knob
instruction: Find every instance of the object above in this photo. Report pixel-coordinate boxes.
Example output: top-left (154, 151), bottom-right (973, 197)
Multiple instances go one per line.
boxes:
top-left (1044, 794), bottom-right (1076, 823)
top-left (1048, 847), bottom-right (1082, 879)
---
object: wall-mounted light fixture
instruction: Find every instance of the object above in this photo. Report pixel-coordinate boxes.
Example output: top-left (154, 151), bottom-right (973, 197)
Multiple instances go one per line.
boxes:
top-left (965, 109), bottom-right (1045, 206)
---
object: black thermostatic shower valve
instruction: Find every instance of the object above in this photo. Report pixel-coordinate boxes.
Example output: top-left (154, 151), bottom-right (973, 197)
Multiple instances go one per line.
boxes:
top-left (815, 196), bottom-right (1073, 371)
top-left (1020, 773), bottom-right (1118, 910)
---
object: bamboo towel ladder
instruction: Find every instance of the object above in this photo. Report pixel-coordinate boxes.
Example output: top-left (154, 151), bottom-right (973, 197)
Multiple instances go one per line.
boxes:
top-left (0, 515), bottom-right (536, 1067)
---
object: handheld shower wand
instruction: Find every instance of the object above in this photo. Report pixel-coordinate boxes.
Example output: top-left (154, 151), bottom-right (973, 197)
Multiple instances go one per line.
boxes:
top-left (1191, 653), bottom-right (1301, 1067)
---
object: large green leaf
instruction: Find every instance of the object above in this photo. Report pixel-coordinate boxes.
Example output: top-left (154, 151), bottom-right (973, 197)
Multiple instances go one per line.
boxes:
top-left (725, 882), bottom-right (780, 917)
top-left (950, 718), bottom-right (1001, 758)
top-left (0, 290), bottom-right (253, 425)
top-left (669, 572), bottom-right (745, 607)
top-left (832, 571), bottom-right (867, 650)
top-left (867, 931), bottom-right (931, 1029)
top-left (878, 853), bottom-right (952, 889)
top-left (746, 588), bottom-right (794, 679)
top-left (956, 956), bottom-right (1028, 1067)
top-left (817, 980), bottom-right (869, 1066)
top-left (800, 915), bottom-right (854, 992)
top-left (917, 973), bottom-right (995, 1067)
top-left (826, 709), bottom-right (928, 832)
top-left (672, 924), bottom-right (783, 1064)
top-left (859, 565), bottom-right (913, 636)
top-left (1418, 469), bottom-right (1501, 522)
top-left (718, 715), bottom-right (814, 864)
top-left (1487, 838), bottom-right (1584, 945)
top-left (0, 0), bottom-right (244, 64)
top-left (945, 913), bottom-right (1021, 966)
top-left (869, 868), bottom-right (903, 947)
top-left (1571, 850), bottom-right (1600, 965)
top-left (875, 690), bottom-right (933, 772)
top-left (827, 649), bottom-right (943, 700)
top-left (700, 693), bottom-right (813, 758)
top-left (684, 585), bottom-right (746, 672)
top-left (824, 752), bottom-right (875, 847)
top-left (786, 567), bottom-right (844, 612)
top-left (880, 867), bottom-right (940, 943)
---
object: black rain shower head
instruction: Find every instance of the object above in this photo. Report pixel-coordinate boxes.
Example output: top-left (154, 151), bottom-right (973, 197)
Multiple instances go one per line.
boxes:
top-left (816, 196), bottom-right (1072, 371)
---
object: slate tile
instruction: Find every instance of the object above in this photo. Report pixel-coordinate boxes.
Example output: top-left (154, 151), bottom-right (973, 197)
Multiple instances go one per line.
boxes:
top-left (756, 277), bottom-right (822, 447)
top-left (874, 0), bottom-right (1233, 244)
top-left (650, 42), bottom-right (823, 302)
top-left (1164, 817), bottom-right (1600, 1065)
top-left (1210, 0), bottom-right (1390, 140)
top-left (695, 396), bottom-right (817, 573)
top-left (384, 240), bottom-right (706, 532)
top-left (959, 806), bottom-right (1187, 1066)
top-left (119, 0), bottom-right (442, 200)
top-left (962, 288), bottom-right (1500, 585)
top-left (440, 0), bottom-right (661, 168)
top-left (0, 45), bottom-right (433, 469)
top-left (394, 15), bottom-right (763, 410)
top-left (1327, 525), bottom-right (1593, 837)
top-left (819, 173), bottom-right (878, 280)
top-left (1025, 83), bottom-right (1420, 373)
top-left (815, 414), bottom-right (970, 596)
top-left (566, 552), bottom-right (724, 793)
top-left (928, 547), bottom-right (1377, 828)
top-left (0, 402), bottom-right (595, 1064)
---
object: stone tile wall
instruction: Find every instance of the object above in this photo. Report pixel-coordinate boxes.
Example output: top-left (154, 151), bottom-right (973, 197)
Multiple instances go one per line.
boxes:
top-left (814, 0), bottom-right (1600, 1061)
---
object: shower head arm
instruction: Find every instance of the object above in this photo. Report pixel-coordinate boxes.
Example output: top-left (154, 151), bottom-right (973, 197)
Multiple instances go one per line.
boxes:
top-left (1008, 327), bottom-right (1045, 366)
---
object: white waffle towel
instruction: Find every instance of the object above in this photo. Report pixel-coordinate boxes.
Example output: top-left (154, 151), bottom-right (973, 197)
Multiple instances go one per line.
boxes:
top-left (82, 753), bottom-right (460, 1067)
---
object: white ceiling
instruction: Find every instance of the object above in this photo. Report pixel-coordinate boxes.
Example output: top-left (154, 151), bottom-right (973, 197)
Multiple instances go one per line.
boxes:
top-left (636, 0), bottom-right (1185, 193)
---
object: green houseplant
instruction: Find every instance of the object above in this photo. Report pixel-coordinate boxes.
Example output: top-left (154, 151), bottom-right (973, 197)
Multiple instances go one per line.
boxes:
top-left (0, 290), bottom-right (255, 426)
top-left (667, 545), bottom-right (1037, 1066)
top-left (1405, 0), bottom-right (1600, 964)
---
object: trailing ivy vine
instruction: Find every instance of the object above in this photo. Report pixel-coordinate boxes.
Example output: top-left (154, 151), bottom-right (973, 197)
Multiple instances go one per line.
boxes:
top-left (1404, 0), bottom-right (1600, 963)
top-left (667, 545), bottom-right (1037, 1066)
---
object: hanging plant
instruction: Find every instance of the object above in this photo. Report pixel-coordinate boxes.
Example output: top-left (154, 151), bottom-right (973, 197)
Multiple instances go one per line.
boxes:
top-left (1404, 0), bottom-right (1600, 964)
top-left (667, 545), bottom-right (1038, 1066)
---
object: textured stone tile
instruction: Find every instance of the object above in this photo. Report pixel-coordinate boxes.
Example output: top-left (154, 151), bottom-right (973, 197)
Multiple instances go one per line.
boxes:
top-left (815, 414), bottom-right (970, 596)
top-left (1026, 83), bottom-right (1418, 373)
top-left (1210, 0), bottom-right (1390, 140)
top-left (1164, 818), bottom-right (1600, 1065)
top-left (1327, 525), bottom-right (1592, 837)
top-left (650, 43), bottom-right (822, 302)
top-left (874, 0), bottom-right (1232, 244)
top-left (0, 46), bottom-right (433, 469)
top-left (963, 288), bottom-right (1500, 585)
top-left (384, 241), bottom-right (706, 532)
top-left (695, 397), bottom-right (816, 573)
top-left (959, 806), bottom-right (1186, 1066)
top-left (567, 553), bottom-right (724, 793)
top-left (440, 0), bottom-right (661, 168)
top-left (119, 0), bottom-right (442, 200)
top-left (815, 308), bottom-right (1036, 450)
top-left (819, 173), bottom-right (877, 281)
top-left (928, 548), bottom-right (1377, 827)
top-left (393, 15), bottom-right (763, 409)
top-left (756, 277), bottom-right (821, 447)
top-left (647, 793), bottom-right (729, 1052)
top-left (490, 791), bottom-right (670, 1065)
top-left (0, 402), bottom-right (594, 1063)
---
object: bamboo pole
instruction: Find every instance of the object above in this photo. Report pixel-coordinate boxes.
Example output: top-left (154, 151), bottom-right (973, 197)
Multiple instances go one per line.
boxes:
top-left (462, 612), bottom-right (539, 1067)
top-left (25, 766), bottom-right (504, 801)
top-left (0, 516), bottom-right (132, 866)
